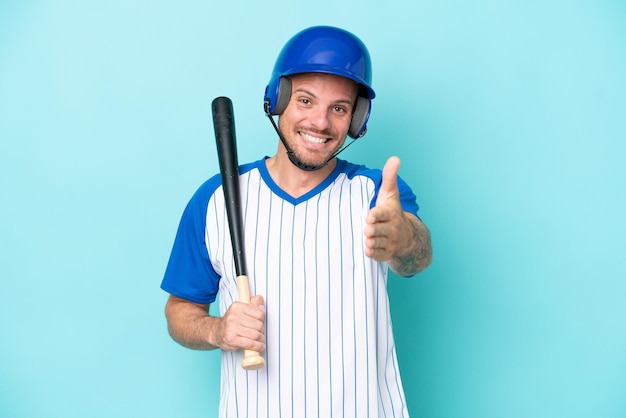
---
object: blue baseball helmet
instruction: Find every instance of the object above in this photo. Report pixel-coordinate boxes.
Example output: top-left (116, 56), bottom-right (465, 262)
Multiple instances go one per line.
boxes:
top-left (264, 26), bottom-right (375, 139)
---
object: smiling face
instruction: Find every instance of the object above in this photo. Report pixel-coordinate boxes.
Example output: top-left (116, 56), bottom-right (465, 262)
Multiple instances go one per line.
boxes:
top-left (277, 72), bottom-right (359, 169)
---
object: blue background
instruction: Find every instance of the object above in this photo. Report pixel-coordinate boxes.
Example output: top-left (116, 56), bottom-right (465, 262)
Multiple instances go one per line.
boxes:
top-left (1, 1), bottom-right (625, 417)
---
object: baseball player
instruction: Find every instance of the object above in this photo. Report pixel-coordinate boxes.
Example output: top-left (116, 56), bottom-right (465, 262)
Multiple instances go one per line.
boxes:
top-left (161, 26), bottom-right (432, 417)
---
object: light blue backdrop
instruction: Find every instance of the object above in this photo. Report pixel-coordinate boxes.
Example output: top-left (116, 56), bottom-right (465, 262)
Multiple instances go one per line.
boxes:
top-left (1, 1), bottom-right (624, 417)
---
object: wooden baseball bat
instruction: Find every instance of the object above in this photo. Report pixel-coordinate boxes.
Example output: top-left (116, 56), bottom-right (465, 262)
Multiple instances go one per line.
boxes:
top-left (212, 96), bottom-right (265, 371)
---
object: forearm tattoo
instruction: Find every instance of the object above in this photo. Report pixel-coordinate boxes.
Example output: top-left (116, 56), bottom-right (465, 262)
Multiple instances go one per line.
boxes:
top-left (389, 218), bottom-right (432, 276)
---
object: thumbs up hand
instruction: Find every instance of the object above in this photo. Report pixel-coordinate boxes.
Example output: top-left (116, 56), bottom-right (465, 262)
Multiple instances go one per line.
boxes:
top-left (364, 156), bottom-right (414, 262)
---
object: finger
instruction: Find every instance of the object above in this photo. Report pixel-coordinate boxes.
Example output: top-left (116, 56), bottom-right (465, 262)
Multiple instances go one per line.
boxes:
top-left (237, 309), bottom-right (266, 351)
top-left (364, 239), bottom-right (393, 262)
top-left (238, 302), bottom-right (266, 327)
top-left (220, 305), bottom-right (266, 351)
top-left (364, 220), bottom-right (387, 240)
top-left (250, 295), bottom-right (266, 309)
top-left (222, 327), bottom-right (265, 352)
top-left (375, 156), bottom-right (401, 207)
top-left (224, 302), bottom-right (264, 329)
top-left (365, 206), bottom-right (393, 226)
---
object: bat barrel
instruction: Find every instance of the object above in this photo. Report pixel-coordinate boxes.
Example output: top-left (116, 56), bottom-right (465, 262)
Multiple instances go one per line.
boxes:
top-left (212, 96), bottom-right (247, 276)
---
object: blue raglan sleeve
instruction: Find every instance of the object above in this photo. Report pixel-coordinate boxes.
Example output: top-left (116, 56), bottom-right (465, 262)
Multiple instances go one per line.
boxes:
top-left (396, 175), bottom-right (420, 217)
top-left (160, 177), bottom-right (222, 304)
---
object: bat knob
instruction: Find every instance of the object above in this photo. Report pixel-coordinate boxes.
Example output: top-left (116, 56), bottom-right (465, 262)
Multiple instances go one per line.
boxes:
top-left (242, 350), bottom-right (265, 370)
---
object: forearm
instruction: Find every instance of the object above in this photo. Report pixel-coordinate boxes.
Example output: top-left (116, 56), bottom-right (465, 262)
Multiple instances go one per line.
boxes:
top-left (164, 295), bottom-right (220, 350)
top-left (388, 215), bottom-right (432, 277)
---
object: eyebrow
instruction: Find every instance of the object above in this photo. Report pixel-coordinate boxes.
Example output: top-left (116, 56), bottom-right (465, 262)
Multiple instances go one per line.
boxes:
top-left (294, 88), bottom-right (355, 106)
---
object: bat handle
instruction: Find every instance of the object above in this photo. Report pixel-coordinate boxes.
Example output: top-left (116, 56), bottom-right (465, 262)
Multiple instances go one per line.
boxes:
top-left (236, 274), bottom-right (266, 370)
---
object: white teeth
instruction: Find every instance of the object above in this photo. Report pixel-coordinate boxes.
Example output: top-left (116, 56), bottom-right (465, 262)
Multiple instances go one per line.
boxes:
top-left (299, 131), bottom-right (327, 144)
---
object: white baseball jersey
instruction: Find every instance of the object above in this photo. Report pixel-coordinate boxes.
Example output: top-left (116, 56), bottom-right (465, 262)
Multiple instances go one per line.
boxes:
top-left (162, 158), bottom-right (420, 418)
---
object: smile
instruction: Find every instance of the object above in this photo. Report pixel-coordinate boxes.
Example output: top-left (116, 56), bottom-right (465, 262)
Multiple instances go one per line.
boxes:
top-left (299, 131), bottom-right (329, 144)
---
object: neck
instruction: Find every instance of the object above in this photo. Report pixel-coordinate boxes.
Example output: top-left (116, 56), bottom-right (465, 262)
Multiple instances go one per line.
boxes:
top-left (265, 146), bottom-right (337, 198)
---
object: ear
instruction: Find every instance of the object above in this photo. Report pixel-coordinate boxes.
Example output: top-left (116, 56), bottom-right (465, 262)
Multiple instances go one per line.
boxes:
top-left (349, 96), bottom-right (370, 138)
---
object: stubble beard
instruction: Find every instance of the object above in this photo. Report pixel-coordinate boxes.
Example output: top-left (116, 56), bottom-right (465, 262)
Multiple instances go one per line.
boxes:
top-left (279, 120), bottom-right (343, 168)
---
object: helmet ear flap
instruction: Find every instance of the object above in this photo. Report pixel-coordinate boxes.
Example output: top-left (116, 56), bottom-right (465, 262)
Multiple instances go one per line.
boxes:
top-left (270, 77), bottom-right (292, 116)
top-left (349, 96), bottom-right (371, 138)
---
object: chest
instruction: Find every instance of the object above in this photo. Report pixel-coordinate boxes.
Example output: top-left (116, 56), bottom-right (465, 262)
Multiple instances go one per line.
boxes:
top-left (207, 171), bottom-right (379, 303)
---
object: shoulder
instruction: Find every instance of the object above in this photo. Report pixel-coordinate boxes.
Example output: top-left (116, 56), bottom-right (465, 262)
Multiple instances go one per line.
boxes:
top-left (336, 159), bottom-right (382, 183)
top-left (337, 159), bottom-right (419, 214)
top-left (186, 174), bottom-right (222, 211)
top-left (187, 158), bottom-right (264, 207)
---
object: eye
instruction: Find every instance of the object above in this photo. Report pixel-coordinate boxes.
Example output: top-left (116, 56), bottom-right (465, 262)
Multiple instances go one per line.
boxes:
top-left (333, 105), bottom-right (348, 114)
top-left (299, 98), bottom-right (312, 105)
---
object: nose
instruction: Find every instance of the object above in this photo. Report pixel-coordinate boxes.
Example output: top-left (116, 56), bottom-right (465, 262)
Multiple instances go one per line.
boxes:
top-left (308, 106), bottom-right (330, 131)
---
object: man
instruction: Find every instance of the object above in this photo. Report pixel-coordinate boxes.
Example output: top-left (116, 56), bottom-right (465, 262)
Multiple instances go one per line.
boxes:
top-left (161, 26), bottom-right (432, 417)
